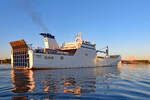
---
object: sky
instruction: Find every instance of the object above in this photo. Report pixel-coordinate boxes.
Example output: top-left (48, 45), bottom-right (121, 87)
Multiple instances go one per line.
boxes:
top-left (0, 0), bottom-right (150, 60)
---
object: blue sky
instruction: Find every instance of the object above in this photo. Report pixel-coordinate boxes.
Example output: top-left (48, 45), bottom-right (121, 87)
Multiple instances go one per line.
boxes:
top-left (0, 0), bottom-right (150, 60)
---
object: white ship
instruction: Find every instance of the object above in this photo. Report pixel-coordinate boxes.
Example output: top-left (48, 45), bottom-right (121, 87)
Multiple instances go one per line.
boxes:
top-left (10, 32), bottom-right (121, 69)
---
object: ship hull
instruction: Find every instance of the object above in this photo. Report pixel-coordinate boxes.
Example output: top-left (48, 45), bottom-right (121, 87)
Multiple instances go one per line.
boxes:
top-left (28, 49), bottom-right (121, 69)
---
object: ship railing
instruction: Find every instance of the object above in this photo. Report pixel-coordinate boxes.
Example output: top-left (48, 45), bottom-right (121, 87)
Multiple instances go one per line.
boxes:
top-left (109, 55), bottom-right (120, 58)
top-left (33, 48), bottom-right (76, 56)
top-left (27, 44), bottom-right (33, 50)
top-left (97, 55), bottom-right (120, 59)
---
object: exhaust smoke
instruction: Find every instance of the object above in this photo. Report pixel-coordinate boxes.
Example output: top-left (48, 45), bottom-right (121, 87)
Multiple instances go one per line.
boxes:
top-left (18, 0), bottom-right (48, 32)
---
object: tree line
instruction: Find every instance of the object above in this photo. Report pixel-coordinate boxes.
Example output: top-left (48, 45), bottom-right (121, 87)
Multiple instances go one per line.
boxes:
top-left (0, 59), bottom-right (11, 64)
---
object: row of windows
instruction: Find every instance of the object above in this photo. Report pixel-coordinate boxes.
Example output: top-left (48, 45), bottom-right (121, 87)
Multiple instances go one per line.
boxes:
top-left (81, 46), bottom-right (96, 50)
top-left (82, 43), bottom-right (95, 47)
top-left (44, 56), bottom-right (64, 60)
top-left (82, 44), bottom-right (95, 48)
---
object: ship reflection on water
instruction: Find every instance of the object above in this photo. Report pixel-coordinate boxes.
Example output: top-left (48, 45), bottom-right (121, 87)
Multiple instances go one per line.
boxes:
top-left (11, 70), bottom-right (35, 93)
top-left (10, 66), bottom-right (120, 100)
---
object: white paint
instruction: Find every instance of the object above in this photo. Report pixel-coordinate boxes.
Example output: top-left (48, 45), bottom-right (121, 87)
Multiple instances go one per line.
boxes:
top-left (28, 47), bottom-right (121, 69)
top-left (44, 37), bottom-right (59, 49)
top-left (10, 53), bottom-right (13, 67)
top-left (11, 33), bottom-right (121, 69)
top-left (28, 50), bottom-right (34, 69)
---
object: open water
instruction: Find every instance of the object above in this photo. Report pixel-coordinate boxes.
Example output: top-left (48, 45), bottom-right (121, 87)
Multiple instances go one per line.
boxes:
top-left (0, 64), bottom-right (150, 100)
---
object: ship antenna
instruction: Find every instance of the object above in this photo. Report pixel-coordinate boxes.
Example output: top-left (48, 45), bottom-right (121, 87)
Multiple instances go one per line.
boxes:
top-left (78, 32), bottom-right (82, 41)
top-left (75, 32), bottom-right (82, 42)
top-left (106, 46), bottom-right (109, 56)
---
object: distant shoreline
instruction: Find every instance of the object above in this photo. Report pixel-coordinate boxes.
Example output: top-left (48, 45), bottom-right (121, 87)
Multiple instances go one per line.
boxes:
top-left (121, 60), bottom-right (150, 64)
top-left (0, 63), bottom-right (11, 65)
top-left (0, 59), bottom-right (11, 64)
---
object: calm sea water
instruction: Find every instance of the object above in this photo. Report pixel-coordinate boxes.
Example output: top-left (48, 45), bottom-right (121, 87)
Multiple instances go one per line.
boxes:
top-left (0, 64), bottom-right (150, 100)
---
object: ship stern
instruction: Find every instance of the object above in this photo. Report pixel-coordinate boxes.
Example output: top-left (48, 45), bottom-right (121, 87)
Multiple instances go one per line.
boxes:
top-left (9, 40), bottom-right (30, 69)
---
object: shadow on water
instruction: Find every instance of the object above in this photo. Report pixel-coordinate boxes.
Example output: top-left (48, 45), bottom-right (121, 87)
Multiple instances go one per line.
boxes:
top-left (10, 66), bottom-right (120, 100)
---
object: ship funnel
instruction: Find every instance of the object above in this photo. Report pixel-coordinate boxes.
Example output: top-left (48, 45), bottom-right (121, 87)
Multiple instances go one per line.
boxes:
top-left (40, 33), bottom-right (59, 49)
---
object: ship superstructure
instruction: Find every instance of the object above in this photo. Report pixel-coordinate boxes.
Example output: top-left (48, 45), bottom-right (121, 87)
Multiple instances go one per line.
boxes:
top-left (10, 32), bottom-right (121, 69)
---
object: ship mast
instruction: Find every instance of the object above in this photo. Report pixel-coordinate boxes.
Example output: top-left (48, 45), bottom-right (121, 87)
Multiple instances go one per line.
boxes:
top-left (75, 32), bottom-right (82, 42)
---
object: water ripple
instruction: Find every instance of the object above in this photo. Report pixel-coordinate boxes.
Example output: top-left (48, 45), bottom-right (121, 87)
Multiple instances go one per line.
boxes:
top-left (1, 64), bottom-right (150, 99)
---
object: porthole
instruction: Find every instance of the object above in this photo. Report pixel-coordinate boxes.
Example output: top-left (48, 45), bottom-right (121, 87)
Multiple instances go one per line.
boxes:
top-left (85, 53), bottom-right (88, 56)
top-left (60, 56), bottom-right (64, 60)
